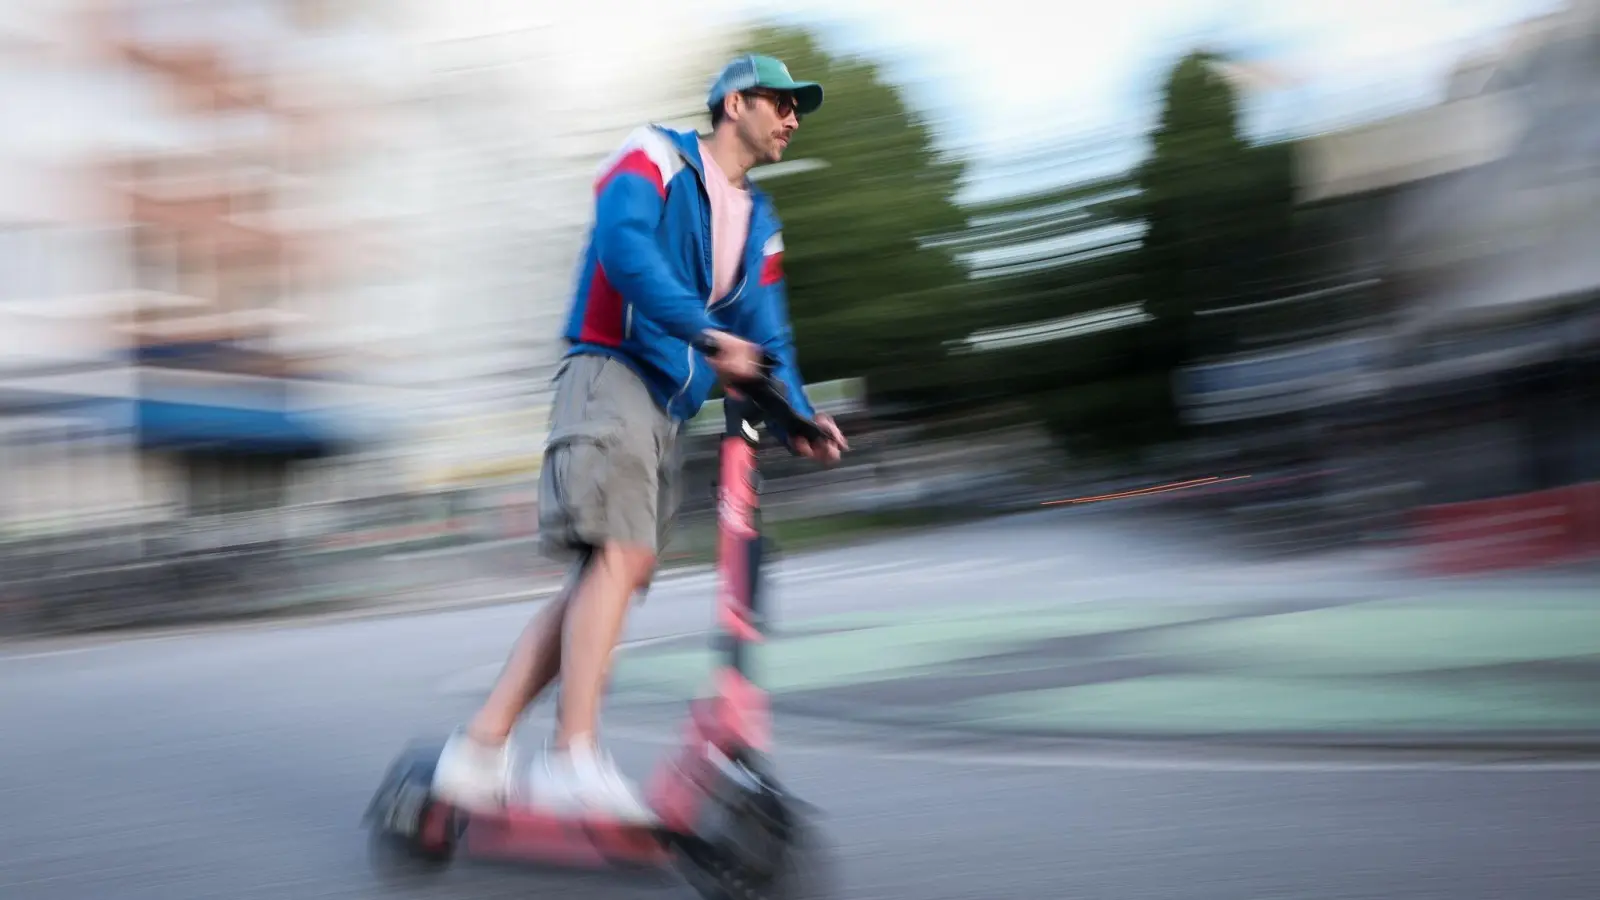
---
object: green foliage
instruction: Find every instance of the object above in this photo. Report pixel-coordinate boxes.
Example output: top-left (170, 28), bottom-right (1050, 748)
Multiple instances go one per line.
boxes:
top-left (736, 25), bottom-right (976, 395)
top-left (952, 50), bottom-right (1298, 457)
top-left (1136, 52), bottom-right (1297, 341)
top-left (722, 31), bottom-right (1299, 459)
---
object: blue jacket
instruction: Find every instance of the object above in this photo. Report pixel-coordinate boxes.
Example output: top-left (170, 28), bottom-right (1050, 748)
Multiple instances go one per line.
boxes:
top-left (559, 124), bottom-right (816, 438)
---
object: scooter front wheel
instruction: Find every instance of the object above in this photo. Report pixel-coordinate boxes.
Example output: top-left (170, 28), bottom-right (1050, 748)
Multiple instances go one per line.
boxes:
top-left (672, 763), bottom-right (837, 899)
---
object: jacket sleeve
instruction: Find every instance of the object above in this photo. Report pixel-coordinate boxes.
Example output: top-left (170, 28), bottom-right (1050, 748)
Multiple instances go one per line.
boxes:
top-left (723, 230), bottom-right (818, 447)
top-left (592, 154), bottom-right (715, 344)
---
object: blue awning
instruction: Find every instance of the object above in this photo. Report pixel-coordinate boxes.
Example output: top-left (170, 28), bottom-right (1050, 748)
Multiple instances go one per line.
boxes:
top-left (137, 399), bottom-right (339, 456)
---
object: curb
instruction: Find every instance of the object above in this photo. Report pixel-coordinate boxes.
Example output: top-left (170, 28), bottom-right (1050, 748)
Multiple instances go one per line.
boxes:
top-left (0, 559), bottom-right (730, 647)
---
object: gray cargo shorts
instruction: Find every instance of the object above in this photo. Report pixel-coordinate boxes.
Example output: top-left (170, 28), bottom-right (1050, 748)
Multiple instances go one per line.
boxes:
top-left (537, 354), bottom-right (683, 565)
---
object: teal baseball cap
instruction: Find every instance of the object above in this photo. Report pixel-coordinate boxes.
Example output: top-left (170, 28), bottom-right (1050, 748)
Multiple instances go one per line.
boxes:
top-left (707, 54), bottom-right (823, 117)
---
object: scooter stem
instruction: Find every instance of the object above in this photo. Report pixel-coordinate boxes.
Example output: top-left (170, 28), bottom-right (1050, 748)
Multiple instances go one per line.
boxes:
top-left (713, 387), bottom-right (765, 678)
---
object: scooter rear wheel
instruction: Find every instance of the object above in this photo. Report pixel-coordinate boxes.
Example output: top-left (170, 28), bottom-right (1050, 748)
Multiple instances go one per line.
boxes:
top-left (363, 741), bottom-right (459, 878)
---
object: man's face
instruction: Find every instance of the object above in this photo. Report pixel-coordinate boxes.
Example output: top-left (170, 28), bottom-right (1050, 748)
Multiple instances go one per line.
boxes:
top-left (734, 89), bottom-right (800, 164)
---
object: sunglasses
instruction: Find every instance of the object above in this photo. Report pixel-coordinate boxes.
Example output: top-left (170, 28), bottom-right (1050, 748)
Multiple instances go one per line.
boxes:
top-left (742, 89), bottom-right (799, 119)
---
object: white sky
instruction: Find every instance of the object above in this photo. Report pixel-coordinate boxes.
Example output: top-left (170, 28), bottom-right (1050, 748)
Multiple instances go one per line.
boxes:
top-left (749, 0), bottom-right (1556, 166)
top-left (421, 0), bottom-right (1563, 197)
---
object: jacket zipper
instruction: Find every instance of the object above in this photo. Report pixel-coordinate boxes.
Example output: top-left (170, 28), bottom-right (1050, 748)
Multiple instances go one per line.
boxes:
top-left (670, 345), bottom-right (695, 418)
top-left (669, 139), bottom-right (711, 419)
top-left (664, 136), bottom-right (768, 420)
top-left (711, 274), bottom-right (747, 312)
top-left (710, 202), bottom-right (764, 313)
top-left (624, 304), bottom-right (634, 340)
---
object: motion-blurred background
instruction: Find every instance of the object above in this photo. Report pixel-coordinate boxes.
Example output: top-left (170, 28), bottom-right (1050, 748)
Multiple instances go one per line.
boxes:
top-left (2, 0), bottom-right (1596, 635)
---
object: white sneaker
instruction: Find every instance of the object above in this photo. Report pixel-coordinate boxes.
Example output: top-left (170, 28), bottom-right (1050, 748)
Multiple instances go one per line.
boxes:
top-left (528, 736), bottom-right (657, 824)
top-left (431, 730), bottom-right (514, 812)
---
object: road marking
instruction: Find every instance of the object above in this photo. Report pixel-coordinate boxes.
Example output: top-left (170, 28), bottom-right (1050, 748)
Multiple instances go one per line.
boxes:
top-left (779, 562), bottom-right (856, 579)
top-left (833, 561), bottom-right (923, 576)
top-left (889, 559), bottom-right (1006, 583)
top-left (0, 642), bottom-right (147, 662)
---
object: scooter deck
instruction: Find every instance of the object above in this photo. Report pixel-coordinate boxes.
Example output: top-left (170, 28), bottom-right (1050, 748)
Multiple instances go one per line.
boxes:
top-left (452, 802), bottom-right (674, 868)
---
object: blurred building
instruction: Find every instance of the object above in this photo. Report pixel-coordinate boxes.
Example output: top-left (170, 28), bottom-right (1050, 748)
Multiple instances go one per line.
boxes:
top-left (0, 0), bottom-right (769, 548)
top-left (0, 0), bottom-right (430, 538)
top-left (399, 7), bottom-right (736, 492)
top-left (1176, 0), bottom-right (1600, 563)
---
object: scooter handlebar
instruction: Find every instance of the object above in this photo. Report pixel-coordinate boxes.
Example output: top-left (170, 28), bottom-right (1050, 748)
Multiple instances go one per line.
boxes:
top-left (693, 335), bottom-right (829, 445)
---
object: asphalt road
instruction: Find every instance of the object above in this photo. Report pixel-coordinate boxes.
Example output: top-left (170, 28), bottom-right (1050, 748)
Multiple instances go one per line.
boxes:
top-left (4, 512), bottom-right (1598, 900)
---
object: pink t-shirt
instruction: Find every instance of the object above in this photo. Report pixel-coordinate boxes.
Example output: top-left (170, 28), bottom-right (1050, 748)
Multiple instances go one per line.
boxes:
top-left (699, 141), bottom-right (752, 305)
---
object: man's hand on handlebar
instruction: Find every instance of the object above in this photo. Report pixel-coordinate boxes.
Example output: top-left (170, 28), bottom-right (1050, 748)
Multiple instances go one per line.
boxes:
top-left (698, 330), bottom-right (763, 382)
top-left (694, 329), bottom-right (848, 464)
top-left (790, 412), bottom-right (848, 467)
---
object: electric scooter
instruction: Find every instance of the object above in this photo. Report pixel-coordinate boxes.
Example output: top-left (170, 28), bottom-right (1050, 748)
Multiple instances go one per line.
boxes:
top-left (363, 348), bottom-right (837, 899)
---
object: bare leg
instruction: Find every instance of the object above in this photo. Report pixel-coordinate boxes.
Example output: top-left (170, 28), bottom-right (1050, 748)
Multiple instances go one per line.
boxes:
top-left (466, 553), bottom-right (590, 744)
top-left (555, 541), bottom-right (655, 748)
top-left (555, 583), bottom-right (639, 741)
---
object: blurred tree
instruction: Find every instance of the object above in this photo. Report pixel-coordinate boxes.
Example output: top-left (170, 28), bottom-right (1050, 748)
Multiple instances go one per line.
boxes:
top-left (1134, 51), bottom-right (1296, 409)
top-left (723, 34), bottom-right (1296, 459)
top-left (941, 171), bottom-right (1145, 418)
top-left (938, 146), bottom-right (1160, 457)
top-left (735, 25), bottom-right (978, 405)
top-left (949, 50), bottom-right (1297, 460)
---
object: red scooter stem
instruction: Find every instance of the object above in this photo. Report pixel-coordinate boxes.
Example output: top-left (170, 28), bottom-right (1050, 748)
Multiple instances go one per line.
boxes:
top-left (710, 386), bottom-right (771, 751)
top-left (716, 388), bottom-right (764, 654)
top-left (690, 334), bottom-right (829, 755)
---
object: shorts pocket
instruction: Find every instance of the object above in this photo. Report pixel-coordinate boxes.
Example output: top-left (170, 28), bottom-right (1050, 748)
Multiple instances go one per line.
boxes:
top-left (541, 430), bottom-right (612, 547)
